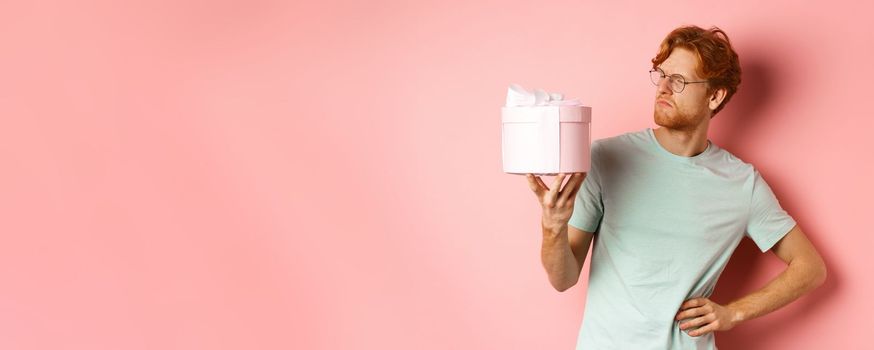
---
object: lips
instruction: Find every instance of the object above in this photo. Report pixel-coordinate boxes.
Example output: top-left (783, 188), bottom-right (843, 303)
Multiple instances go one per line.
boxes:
top-left (657, 99), bottom-right (673, 107)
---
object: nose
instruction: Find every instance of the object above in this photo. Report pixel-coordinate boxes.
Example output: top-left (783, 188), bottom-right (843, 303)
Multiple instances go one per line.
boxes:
top-left (657, 76), bottom-right (674, 96)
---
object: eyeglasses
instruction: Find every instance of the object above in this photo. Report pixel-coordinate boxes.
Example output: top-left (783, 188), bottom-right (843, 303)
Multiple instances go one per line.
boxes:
top-left (649, 68), bottom-right (709, 93)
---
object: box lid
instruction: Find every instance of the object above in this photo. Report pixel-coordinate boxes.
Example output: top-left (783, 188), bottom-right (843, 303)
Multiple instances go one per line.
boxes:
top-left (501, 106), bottom-right (591, 123)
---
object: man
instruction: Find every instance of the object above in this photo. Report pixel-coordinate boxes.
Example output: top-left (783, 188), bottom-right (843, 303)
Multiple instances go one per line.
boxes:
top-left (526, 26), bottom-right (827, 349)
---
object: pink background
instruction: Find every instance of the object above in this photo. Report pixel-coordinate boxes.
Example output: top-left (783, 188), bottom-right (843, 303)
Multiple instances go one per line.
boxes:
top-left (1, 0), bottom-right (871, 349)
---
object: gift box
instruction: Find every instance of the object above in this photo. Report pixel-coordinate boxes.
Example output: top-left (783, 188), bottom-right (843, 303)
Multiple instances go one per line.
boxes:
top-left (501, 84), bottom-right (591, 175)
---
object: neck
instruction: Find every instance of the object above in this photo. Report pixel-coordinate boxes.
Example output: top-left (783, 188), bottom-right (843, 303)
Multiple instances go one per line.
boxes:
top-left (653, 120), bottom-right (711, 157)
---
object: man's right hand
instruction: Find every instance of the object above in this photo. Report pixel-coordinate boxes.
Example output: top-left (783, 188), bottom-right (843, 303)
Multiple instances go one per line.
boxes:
top-left (526, 173), bottom-right (587, 234)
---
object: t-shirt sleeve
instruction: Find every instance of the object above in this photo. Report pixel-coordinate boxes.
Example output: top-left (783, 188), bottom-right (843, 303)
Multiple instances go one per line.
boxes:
top-left (745, 171), bottom-right (797, 252)
top-left (569, 142), bottom-right (604, 233)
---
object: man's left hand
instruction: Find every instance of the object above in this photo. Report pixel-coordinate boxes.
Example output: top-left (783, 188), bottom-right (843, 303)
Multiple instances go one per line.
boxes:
top-left (675, 298), bottom-right (741, 337)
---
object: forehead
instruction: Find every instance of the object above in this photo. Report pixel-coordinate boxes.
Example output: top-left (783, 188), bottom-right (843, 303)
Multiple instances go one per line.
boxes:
top-left (659, 47), bottom-right (701, 77)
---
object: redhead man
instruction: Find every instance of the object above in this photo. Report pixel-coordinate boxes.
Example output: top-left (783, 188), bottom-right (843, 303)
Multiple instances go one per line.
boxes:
top-left (527, 26), bottom-right (826, 349)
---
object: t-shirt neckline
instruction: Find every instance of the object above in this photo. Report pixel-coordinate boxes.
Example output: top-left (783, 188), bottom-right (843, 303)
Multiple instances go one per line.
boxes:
top-left (646, 128), bottom-right (715, 164)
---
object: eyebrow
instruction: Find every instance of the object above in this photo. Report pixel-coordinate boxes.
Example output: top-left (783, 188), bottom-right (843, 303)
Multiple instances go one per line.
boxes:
top-left (657, 66), bottom-right (696, 80)
top-left (657, 65), bottom-right (701, 80)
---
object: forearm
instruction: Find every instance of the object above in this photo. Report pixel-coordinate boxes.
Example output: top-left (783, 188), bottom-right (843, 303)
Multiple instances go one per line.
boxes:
top-left (541, 224), bottom-right (580, 292)
top-left (726, 258), bottom-right (827, 324)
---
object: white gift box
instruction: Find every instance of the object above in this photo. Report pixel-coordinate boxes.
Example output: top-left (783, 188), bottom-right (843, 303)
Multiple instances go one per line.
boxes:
top-left (501, 85), bottom-right (591, 175)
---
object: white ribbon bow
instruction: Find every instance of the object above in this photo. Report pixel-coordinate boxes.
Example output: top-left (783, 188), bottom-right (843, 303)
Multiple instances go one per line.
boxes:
top-left (505, 83), bottom-right (581, 107)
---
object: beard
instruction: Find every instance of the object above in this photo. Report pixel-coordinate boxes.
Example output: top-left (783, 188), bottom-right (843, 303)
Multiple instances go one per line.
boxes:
top-left (653, 103), bottom-right (706, 131)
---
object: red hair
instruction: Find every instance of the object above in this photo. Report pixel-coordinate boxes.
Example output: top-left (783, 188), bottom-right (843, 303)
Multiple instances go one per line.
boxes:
top-left (651, 26), bottom-right (741, 115)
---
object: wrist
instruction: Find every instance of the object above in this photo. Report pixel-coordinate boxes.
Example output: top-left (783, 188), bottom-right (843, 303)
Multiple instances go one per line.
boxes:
top-left (541, 220), bottom-right (566, 237)
top-left (726, 303), bottom-right (748, 326)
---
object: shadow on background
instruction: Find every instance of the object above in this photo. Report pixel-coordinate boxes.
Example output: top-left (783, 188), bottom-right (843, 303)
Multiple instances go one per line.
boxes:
top-left (709, 43), bottom-right (839, 349)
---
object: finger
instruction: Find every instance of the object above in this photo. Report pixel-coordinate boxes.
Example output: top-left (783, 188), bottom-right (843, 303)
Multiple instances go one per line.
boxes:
top-left (549, 174), bottom-right (568, 206)
top-left (559, 173), bottom-right (586, 203)
top-left (679, 298), bottom-right (705, 310)
top-left (688, 321), bottom-right (718, 337)
top-left (567, 173), bottom-right (587, 202)
top-left (569, 172), bottom-right (587, 196)
top-left (549, 173), bottom-right (567, 196)
top-left (678, 303), bottom-right (714, 320)
top-left (675, 306), bottom-right (709, 321)
top-left (679, 314), bottom-right (715, 330)
top-left (526, 174), bottom-right (546, 195)
top-left (535, 176), bottom-right (549, 191)
top-left (679, 298), bottom-right (708, 310)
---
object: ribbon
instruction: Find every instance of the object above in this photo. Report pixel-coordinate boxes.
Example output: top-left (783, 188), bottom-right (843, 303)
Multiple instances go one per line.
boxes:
top-left (505, 83), bottom-right (581, 107)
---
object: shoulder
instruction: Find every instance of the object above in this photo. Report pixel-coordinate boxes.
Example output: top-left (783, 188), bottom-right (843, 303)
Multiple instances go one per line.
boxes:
top-left (706, 144), bottom-right (760, 181)
top-left (592, 128), bottom-right (651, 155)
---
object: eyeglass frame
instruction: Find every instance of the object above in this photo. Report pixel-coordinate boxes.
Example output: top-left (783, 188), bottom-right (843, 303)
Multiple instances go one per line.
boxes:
top-left (649, 67), bottom-right (709, 93)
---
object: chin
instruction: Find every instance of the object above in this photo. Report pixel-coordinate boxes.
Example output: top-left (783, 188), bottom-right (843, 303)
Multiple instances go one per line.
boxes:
top-left (653, 109), bottom-right (699, 130)
top-left (653, 109), bottom-right (676, 127)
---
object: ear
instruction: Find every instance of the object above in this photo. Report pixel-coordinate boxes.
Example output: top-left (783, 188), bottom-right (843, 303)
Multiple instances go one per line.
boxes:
top-left (708, 87), bottom-right (728, 111)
